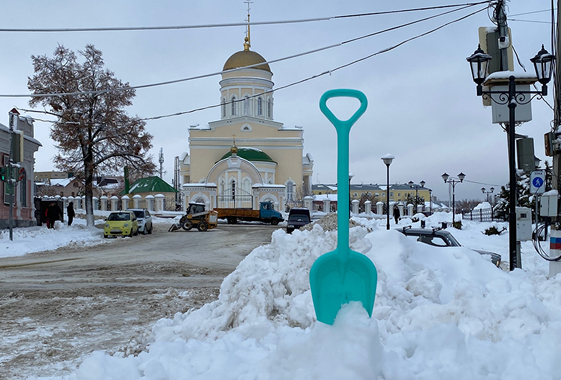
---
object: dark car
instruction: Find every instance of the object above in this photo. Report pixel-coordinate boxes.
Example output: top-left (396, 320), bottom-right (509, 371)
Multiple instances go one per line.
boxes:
top-left (286, 208), bottom-right (311, 234)
top-left (397, 226), bottom-right (502, 267)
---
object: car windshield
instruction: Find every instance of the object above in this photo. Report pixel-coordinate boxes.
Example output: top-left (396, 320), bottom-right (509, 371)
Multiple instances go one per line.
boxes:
top-left (289, 215), bottom-right (309, 222)
top-left (132, 210), bottom-right (144, 218)
top-left (108, 213), bottom-right (130, 221)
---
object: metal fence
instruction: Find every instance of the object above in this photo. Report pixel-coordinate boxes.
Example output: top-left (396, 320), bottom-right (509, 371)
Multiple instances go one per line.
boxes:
top-left (217, 195), bottom-right (253, 208)
top-left (462, 208), bottom-right (494, 222)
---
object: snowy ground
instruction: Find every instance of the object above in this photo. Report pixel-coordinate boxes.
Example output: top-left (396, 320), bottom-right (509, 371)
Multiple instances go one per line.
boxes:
top-left (2, 211), bottom-right (559, 380)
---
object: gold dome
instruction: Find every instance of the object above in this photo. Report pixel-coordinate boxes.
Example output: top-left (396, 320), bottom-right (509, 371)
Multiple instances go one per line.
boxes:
top-left (223, 49), bottom-right (272, 73)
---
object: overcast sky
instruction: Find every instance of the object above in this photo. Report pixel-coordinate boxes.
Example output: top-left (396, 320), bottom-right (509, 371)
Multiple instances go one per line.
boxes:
top-left (0, 0), bottom-right (555, 203)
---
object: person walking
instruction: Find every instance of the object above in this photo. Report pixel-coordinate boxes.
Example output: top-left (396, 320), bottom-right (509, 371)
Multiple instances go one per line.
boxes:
top-left (67, 202), bottom-right (75, 226)
top-left (46, 202), bottom-right (63, 229)
top-left (393, 205), bottom-right (400, 225)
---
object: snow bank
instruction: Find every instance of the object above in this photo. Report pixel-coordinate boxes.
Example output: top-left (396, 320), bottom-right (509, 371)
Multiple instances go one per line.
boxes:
top-left (27, 213), bottom-right (561, 380)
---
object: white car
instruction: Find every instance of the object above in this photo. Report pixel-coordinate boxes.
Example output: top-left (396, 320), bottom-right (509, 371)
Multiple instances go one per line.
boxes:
top-left (127, 208), bottom-right (153, 234)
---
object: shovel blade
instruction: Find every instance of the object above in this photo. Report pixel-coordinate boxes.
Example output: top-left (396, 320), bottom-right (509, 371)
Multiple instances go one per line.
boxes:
top-left (310, 249), bottom-right (378, 325)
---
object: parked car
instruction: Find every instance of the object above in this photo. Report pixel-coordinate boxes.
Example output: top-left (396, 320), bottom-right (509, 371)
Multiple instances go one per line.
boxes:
top-left (286, 208), bottom-right (311, 234)
top-left (128, 208), bottom-right (153, 234)
top-left (104, 211), bottom-right (139, 238)
top-left (397, 226), bottom-right (502, 267)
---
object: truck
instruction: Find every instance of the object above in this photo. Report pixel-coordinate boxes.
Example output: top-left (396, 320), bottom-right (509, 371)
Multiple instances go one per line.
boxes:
top-left (214, 201), bottom-right (284, 225)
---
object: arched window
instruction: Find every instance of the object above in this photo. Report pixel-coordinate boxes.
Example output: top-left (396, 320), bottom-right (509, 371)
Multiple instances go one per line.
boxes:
top-left (19, 170), bottom-right (27, 207)
top-left (257, 97), bottom-right (263, 116)
top-left (287, 182), bottom-right (294, 201)
top-left (244, 96), bottom-right (250, 116)
top-left (231, 96), bottom-right (237, 116)
top-left (222, 98), bottom-right (226, 118)
top-left (267, 98), bottom-right (272, 118)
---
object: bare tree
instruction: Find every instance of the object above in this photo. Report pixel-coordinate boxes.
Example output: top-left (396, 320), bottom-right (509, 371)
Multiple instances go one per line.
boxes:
top-left (28, 45), bottom-right (156, 226)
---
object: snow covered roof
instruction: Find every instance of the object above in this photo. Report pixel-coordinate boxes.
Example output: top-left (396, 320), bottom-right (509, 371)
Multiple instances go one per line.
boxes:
top-left (126, 176), bottom-right (177, 194)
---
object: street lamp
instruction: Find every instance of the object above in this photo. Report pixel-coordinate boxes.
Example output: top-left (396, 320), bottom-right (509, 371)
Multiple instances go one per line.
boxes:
top-left (381, 154), bottom-right (394, 230)
top-left (408, 180), bottom-right (426, 214)
top-left (349, 172), bottom-right (354, 218)
top-left (428, 188), bottom-right (433, 215)
top-left (481, 187), bottom-right (495, 203)
top-left (441, 172), bottom-right (465, 226)
top-left (467, 44), bottom-right (554, 271)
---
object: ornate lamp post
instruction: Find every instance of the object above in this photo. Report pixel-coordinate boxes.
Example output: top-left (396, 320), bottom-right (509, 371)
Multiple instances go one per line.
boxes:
top-left (481, 187), bottom-right (495, 203)
top-left (467, 44), bottom-right (554, 271)
top-left (408, 180), bottom-right (426, 214)
top-left (441, 172), bottom-right (465, 226)
top-left (381, 154), bottom-right (394, 230)
top-left (428, 188), bottom-right (433, 215)
top-left (348, 172), bottom-right (354, 218)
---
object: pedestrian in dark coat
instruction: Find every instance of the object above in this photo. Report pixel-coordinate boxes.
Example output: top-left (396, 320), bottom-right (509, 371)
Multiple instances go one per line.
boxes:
top-left (393, 205), bottom-right (400, 225)
top-left (67, 202), bottom-right (75, 226)
top-left (46, 202), bottom-right (62, 229)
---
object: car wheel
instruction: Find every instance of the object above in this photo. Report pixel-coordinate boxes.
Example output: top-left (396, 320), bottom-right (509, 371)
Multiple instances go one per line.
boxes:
top-left (148, 224), bottom-right (153, 234)
top-left (129, 229), bottom-right (133, 237)
top-left (182, 220), bottom-right (193, 231)
top-left (198, 222), bottom-right (208, 232)
top-left (271, 218), bottom-right (279, 225)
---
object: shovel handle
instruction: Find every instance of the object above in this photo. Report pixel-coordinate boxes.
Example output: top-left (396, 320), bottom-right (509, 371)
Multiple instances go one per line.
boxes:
top-left (319, 89), bottom-right (368, 252)
top-left (319, 89), bottom-right (368, 133)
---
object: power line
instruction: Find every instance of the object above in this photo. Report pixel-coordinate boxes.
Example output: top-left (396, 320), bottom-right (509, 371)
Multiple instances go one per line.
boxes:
top-left (0, 2), bottom-right (490, 33)
top-left (508, 9), bottom-right (555, 17)
top-left (19, 5), bottom-right (487, 123)
top-left (2, 3), bottom-right (485, 99)
top-left (508, 19), bottom-right (552, 24)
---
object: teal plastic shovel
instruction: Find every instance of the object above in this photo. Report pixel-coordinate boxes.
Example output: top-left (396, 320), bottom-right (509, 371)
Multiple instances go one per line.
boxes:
top-left (309, 89), bottom-right (378, 325)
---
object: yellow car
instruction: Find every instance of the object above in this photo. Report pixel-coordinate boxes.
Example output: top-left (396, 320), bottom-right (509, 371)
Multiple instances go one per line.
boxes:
top-left (103, 211), bottom-right (139, 238)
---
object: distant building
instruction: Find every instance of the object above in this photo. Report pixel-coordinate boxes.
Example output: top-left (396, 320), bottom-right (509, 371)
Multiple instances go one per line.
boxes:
top-left (0, 111), bottom-right (42, 228)
top-left (313, 183), bottom-right (431, 204)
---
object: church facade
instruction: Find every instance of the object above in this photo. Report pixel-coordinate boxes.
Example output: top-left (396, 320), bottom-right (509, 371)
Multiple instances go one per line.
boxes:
top-left (179, 37), bottom-right (313, 211)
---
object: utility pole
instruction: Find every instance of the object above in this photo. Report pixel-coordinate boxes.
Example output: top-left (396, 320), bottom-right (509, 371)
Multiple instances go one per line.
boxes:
top-left (7, 110), bottom-right (17, 241)
top-left (496, 0), bottom-right (522, 269)
top-left (550, 0), bottom-right (561, 275)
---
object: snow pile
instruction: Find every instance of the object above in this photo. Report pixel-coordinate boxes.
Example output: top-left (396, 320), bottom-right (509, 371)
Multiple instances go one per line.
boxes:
top-left (0, 220), bottom-right (106, 258)
top-left (25, 213), bottom-right (561, 379)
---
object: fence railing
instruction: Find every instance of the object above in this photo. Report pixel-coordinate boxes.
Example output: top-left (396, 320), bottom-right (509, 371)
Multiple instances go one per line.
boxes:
top-left (463, 208), bottom-right (494, 222)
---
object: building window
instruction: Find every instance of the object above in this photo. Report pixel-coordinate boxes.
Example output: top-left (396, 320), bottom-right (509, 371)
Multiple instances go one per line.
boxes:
top-left (19, 171), bottom-right (27, 207)
top-left (222, 98), bottom-right (226, 118)
top-left (231, 96), bottom-right (236, 116)
top-left (244, 96), bottom-right (250, 116)
top-left (287, 182), bottom-right (294, 201)
top-left (267, 98), bottom-right (272, 118)
top-left (257, 97), bottom-right (263, 115)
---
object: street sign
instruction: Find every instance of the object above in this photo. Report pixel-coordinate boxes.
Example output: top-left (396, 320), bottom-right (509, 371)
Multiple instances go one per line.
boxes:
top-left (530, 170), bottom-right (546, 194)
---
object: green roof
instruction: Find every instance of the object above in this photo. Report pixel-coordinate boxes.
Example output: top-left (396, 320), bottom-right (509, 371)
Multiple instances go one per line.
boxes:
top-left (219, 147), bottom-right (276, 163)
top-left (123, 176), bottom-right (177, 195)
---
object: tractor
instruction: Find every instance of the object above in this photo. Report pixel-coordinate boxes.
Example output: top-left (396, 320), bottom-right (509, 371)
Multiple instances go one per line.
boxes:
top-left (178, 202), bottom-right (218, 232)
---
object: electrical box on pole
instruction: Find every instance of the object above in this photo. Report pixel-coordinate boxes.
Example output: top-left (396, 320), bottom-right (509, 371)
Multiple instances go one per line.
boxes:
top-left (478, 26), bottom-right (514, 106)
top-left (516, 207), bottom-right (532, 241)
top-left (517, 138), bottom-right (536, 174)
top-left (540, 190), bottom-right (558, 217)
